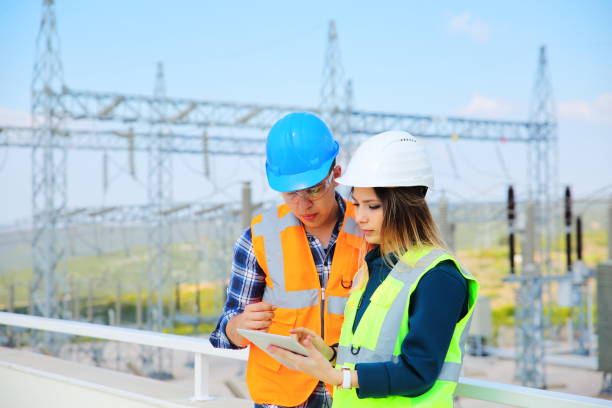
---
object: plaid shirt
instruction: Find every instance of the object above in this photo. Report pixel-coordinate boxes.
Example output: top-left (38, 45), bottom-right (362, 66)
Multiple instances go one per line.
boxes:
top-left (210, 193), bottom-right (345, 408)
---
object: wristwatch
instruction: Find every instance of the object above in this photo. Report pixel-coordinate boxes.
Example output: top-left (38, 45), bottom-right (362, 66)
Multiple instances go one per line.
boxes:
top-left (341, 368), bottom-right (352, 389)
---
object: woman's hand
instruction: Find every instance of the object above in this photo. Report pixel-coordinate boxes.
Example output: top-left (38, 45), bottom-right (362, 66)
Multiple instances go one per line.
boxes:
top-left (290, 327), bottom-right (334, 361)
top-left (268, 336), bottom-right (342, 386)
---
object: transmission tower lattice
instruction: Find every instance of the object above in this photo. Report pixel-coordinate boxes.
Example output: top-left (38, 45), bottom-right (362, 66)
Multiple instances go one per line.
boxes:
top-left (320, 21), bottom-right (344, 135)
top-left (30, 0), bottom-right (69, 348)
top-left (342, 79), bottom-right (355, 160)
top-left (515, 45), bottom-right (559, 389)
top-left (146, 61), bottom-right (173, 334)
top-left (528, 45), bottom-right (558, 276)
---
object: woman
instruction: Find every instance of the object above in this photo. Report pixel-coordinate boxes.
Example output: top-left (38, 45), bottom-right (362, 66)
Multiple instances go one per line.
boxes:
top-left (268, 130), bottom-right (479, 407)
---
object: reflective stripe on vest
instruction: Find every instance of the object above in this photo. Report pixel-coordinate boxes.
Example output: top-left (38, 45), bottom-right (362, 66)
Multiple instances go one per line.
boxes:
top-left (252, 207), bottom-right (301, 290)
top-left (334, 247), bottom-right (479, 408)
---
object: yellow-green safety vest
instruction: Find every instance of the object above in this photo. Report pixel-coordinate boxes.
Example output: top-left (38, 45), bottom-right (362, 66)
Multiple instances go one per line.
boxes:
top-left (333, 247), bottom-right (479, 408)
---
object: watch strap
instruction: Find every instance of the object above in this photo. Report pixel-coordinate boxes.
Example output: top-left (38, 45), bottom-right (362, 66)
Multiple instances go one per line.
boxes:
top-left (341, 368), bottom-right (352, 389)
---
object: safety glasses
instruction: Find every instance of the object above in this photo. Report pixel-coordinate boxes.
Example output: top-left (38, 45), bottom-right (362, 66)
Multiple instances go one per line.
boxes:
top-left (282, 171), bottom-right (335, 202)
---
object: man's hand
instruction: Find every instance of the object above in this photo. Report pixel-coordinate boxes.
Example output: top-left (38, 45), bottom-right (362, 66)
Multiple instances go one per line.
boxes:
top-left (226, 301), bottom-right (276, 347)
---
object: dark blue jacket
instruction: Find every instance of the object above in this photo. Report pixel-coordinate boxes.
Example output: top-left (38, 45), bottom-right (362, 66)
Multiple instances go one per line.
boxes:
top-left (353, 247), bottom-right (468, 398)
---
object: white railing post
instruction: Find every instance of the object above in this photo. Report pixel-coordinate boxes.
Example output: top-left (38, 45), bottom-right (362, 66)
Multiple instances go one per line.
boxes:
top-left (193, 352), bottom-right (213, 401)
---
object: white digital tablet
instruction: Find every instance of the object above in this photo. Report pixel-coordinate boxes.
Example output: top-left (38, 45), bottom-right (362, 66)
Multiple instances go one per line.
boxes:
top-left (237, 328), bottom-right (309, 370)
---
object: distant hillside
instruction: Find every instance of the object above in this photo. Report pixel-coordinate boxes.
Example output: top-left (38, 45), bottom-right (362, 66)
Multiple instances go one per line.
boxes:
top-left (1, 198), bottom-right (609, 276)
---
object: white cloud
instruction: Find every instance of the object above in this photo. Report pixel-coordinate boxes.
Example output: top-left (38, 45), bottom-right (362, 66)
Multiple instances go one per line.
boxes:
top-left (558, 93), bottom-right (612, 124)
top-left (457, 93), bottom-right (612, 124)
top-left (449, 12), bottom-right (490, 43)
top-left (458, 94), bottom-right (518, 118)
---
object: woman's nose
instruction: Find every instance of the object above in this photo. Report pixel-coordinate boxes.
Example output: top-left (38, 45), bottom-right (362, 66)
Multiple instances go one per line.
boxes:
top-left (356, 211), bottom-right (368, 224)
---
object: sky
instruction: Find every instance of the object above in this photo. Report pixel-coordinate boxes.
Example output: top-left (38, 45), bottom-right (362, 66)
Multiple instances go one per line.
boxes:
top-left (0, 1), bottom-right (611, 225)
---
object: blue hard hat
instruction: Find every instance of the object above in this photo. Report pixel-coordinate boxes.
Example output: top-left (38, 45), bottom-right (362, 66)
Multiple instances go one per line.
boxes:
top-left (265, 112), bottom-right (339, 192)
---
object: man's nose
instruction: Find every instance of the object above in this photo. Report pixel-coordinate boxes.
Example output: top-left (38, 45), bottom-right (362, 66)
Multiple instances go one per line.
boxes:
top-left (295, 196), bottom-right (313, 211)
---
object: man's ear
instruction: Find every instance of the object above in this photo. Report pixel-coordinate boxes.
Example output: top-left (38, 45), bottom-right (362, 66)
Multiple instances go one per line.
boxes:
top-left (333, 165), bottom-right (342, 179)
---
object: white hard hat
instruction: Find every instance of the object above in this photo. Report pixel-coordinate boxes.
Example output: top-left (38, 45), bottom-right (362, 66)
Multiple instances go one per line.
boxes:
top-left (336, 130), bottom-right (434, 189)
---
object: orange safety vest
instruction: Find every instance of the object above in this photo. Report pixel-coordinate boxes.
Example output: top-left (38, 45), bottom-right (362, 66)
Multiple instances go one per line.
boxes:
top-left (246, 200), bottom-right (364, 406)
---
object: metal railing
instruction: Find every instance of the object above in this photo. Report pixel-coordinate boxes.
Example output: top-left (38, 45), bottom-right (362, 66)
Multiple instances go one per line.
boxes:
top-left (0, 312), bottom-right (610, 407)
top-left (0, 311), bottom-right (247, 401)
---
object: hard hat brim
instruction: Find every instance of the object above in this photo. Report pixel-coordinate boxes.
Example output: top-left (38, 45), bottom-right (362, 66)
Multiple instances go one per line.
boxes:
top-left (335, 175), bottom-right (434, 190)
top-left (266, 154), bottom-right (337, 192)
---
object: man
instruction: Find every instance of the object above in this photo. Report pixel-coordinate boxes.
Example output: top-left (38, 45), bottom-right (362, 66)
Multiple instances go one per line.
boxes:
top-left (210, 112), bottom-right (364, 408)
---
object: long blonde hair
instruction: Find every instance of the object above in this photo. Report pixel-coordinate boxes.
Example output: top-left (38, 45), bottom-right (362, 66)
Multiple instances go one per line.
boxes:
top-left (351, 186), bottom-right (445, 292)
top-left (375, 186), bottom-right (445, 265)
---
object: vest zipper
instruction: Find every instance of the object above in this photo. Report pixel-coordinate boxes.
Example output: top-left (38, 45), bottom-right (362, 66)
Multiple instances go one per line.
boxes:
top-left (320, 287), bottom-right (326, 340)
